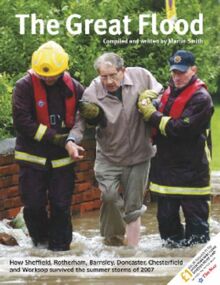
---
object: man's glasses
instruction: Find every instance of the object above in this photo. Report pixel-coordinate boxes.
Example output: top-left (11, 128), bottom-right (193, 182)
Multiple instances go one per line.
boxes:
top-left (100, 71), bottom-right (120, 82)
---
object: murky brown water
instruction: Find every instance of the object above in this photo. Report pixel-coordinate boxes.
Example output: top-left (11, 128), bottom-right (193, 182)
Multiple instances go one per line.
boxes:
top-left (0, 202), bottom-right (220, 285)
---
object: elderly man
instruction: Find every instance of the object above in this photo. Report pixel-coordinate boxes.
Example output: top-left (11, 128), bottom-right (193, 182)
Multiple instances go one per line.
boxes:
top-left (66, 52), bottom-right (162, 246)
top-left (138, 50), bottom-right (214, 247)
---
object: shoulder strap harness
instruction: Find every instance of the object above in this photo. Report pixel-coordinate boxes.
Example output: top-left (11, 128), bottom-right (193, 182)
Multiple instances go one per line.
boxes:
top-left (29, 69), bottom-right (77, 128)
top-left (159, 79), bottom-right (207, 119)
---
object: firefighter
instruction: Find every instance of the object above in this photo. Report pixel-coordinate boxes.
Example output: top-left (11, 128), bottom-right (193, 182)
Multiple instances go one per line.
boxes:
top-left (138, 50), bottom-right (214, 247)
top-left (12, 41), bottom-right (84, 251)
top-left (65, 52), bottom-right (163, 246)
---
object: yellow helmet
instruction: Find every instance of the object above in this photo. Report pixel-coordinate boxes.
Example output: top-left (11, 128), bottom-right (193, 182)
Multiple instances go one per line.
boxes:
top-left (31, 41), bottom-right (69, 77)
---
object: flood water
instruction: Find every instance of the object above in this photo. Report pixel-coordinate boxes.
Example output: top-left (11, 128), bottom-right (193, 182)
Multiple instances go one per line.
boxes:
top-left (0, 202), bottom-right (220, 285)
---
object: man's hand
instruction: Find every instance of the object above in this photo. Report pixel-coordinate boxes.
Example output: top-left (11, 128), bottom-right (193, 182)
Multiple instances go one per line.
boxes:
top-left (65, 141), bottom-right (85, 160)
top-left (52, 134), bottom-right (68, 147)
top-left (78, 100), bottom-right (100, 119)
top-left (137, 97), bottom-right (157, 122)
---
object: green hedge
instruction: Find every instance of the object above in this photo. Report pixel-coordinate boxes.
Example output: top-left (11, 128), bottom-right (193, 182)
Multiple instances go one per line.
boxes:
top-left (0, 0), bottom-right (219, 89)
top-left (0, 73), bottom-right (14, 139)
top-left (0, 0), bottom-right (220, 156)
top-left (211, 103), bottom-right (220, 170)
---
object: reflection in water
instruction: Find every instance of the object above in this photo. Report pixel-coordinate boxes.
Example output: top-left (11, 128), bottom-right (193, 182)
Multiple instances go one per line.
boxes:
top-left (0, 203), bottom-right (220, 284)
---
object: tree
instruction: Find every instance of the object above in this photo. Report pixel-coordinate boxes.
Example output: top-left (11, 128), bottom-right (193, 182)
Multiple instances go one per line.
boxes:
top-left (0, 0), bottom-right (219, 138)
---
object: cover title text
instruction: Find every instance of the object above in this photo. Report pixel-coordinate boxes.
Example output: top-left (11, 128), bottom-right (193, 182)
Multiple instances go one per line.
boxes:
top-left (15, 13), bottom-right (203, 36)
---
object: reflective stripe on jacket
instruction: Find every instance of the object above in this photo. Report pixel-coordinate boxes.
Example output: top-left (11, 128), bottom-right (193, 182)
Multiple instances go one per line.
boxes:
top-left (15, 150), bottom-right (74, 168)
top-left (150, 182), bottom-right (211, 196)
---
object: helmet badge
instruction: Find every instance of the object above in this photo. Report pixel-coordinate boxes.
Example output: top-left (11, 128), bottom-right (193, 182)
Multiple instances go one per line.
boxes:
top-left (174, 55), bottom-right (182, 63)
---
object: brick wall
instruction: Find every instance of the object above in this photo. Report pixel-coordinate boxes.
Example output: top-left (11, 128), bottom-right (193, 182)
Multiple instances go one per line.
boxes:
top-left (0, 135), bottom-right (101, 220)
top-left (1, 136), bottom-right (219, 220)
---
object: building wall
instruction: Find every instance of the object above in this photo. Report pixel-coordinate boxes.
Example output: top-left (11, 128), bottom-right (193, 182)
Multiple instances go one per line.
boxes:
top-left (1, 136), bottom-right (220, 220)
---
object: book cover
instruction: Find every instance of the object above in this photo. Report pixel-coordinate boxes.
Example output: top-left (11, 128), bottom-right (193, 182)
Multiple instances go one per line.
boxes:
top-left (0, 1), bottom-right (220, 284)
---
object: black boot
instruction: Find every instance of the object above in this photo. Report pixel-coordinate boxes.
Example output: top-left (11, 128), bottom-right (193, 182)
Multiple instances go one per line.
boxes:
top-left (23, 207), bottom-right (49, 247)
top-left (48, 206), bottom-right (72, 251)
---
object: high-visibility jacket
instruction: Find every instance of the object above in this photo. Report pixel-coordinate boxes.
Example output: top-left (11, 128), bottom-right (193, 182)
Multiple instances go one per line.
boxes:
top-left (13, 72), bottom-right (84, 169)
top-left (149, 76), bottom-right (214, 197)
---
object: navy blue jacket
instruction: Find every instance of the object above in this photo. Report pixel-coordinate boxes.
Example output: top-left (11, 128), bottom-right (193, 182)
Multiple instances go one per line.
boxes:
top-left (149, 76), bottom-right (214, 198)
top-left (13, 73), bottom-right (84, 169)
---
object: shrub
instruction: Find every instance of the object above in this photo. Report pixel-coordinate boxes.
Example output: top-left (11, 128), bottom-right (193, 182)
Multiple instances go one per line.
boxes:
top-left (0, 73), bottom-right (14, 139)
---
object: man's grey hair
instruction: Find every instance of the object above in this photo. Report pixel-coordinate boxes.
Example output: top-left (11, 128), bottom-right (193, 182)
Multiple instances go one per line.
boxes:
top-left (94, 52), bottom-right (124, 72)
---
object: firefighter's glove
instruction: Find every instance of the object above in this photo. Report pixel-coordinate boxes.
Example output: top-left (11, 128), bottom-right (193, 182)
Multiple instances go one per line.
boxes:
top-left (52, 134), bottom-right (68, 147)
top-left (139, 89), bottom-right (158, 101)
top-left (138, 96), bottom-right (157, 122)
top-left (78, 100), bottom-right (100, 120)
